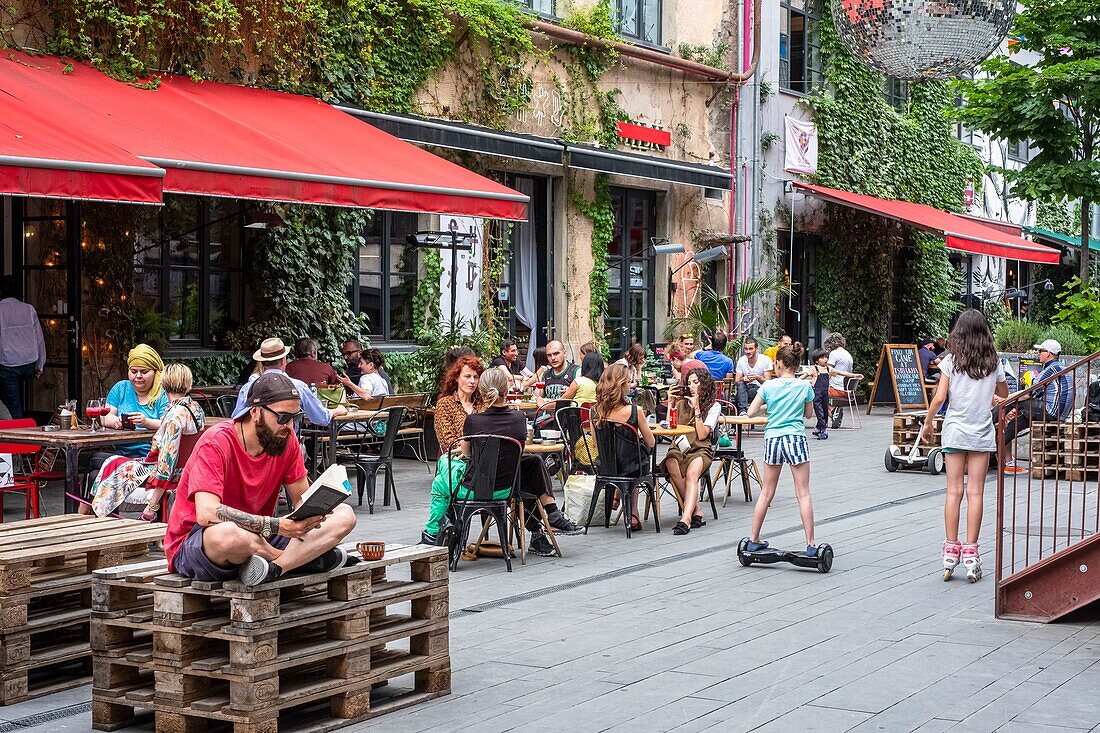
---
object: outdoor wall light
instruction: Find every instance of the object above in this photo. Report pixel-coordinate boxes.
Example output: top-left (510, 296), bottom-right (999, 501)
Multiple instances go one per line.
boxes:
top-left (669, 244), bottom-right (728, 276)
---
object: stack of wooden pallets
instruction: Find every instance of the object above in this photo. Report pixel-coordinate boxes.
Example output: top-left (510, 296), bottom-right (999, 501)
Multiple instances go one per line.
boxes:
top-left (91, 543), bottom-right (450, 732)
top-left (892, 411), bottom-right (943, 453)
top-left (0, 515), bottom-right (163, 705)
top-left (1030, 422), bottom-right (1100, 481)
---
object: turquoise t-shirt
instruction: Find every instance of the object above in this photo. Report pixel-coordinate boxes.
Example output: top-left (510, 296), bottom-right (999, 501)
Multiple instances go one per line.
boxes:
top-left (106, 379), bottom-right (170, 457)
top-left (759, 377), bottom-right (813, 438)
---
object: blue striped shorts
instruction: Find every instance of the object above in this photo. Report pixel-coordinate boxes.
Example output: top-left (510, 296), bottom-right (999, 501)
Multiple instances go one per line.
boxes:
top-left (764, 435), bottom-right (809, 465)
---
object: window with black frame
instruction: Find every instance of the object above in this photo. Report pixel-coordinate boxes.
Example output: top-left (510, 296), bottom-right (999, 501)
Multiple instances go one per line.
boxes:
top-left (1006, 138), bottom-right (1032, 162)
top-left (514, 0), bottom-right (556, 16)
top-left (616, 0), bottom-right (661, 45)
top-left (779, 0), bottom-right (822, 94)
top-left (349, 211), bottom-right (422, 342)
top-left (120, 195), bottom-right (246, 349)
top-left (884, 77), bottom-right (908, 112)
top-left (954, 72), bottom-right (978, 147)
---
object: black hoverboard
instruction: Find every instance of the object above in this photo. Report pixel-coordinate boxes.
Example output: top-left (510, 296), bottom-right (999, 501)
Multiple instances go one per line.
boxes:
top-left (737, 537), bottom-right (834, 573)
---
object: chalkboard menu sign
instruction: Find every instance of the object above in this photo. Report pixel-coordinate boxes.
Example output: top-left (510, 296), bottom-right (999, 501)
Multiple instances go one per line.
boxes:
top-left (867, 344), bottom-right (929, 412)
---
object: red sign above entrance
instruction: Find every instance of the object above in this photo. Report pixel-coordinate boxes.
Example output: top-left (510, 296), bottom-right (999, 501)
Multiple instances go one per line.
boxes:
top-left (615, 121), bottom-right (671, 149)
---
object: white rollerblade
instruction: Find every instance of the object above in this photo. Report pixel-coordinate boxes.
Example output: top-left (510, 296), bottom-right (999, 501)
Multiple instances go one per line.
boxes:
top-left (942, 540), bottom-right (961, 581)
top-left (961, 543), bottom-right (982, 583)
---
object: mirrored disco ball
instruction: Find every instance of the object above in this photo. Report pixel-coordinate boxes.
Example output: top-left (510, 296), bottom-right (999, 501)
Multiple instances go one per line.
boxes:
top-left (833, 0), bottom-right (1015, 80)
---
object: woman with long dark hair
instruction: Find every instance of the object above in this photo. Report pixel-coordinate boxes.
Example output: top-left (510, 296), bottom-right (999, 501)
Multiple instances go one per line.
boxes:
top-left (920, 308), bottom-right (1007, 583)
top-left (561, 351), bottom-right (605, 404)
top-left (663, 367), bottom-right (721, 535)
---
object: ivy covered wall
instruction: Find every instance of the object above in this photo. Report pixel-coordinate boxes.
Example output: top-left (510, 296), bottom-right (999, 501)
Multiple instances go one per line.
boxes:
top-left (806, 0), bottom-right (983, 370)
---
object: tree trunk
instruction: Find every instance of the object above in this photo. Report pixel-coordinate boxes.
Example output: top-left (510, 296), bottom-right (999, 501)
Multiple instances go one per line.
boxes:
top-left (1081, 197), bottom-right (1092, 283)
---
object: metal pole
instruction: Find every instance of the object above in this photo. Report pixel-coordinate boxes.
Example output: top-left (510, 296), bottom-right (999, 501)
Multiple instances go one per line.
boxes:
top-left (450, 231), bottom-right (459, 332)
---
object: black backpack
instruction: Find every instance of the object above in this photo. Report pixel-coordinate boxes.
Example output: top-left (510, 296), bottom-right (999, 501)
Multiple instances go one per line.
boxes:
top-left (1087, 379), bottom-right (1100, 422)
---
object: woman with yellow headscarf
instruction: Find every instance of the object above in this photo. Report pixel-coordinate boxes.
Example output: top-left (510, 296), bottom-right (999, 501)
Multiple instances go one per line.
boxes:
top-left (102, 344), bottom-right (170, 458)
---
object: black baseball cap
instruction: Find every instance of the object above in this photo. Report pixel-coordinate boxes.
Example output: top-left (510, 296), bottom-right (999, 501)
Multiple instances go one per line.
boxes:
top-left (232, 372), bottom-right (300, 419)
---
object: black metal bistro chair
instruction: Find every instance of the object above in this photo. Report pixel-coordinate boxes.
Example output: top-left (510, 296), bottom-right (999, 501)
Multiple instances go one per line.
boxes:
top-left (589, 419), bottom-right (658, 538)
top-left (446, 434), bottom-right (524, 573)
top-left (556, 406), bottom-right (596, 477)
top-left (335, 405), bottom-right (404, 513)
top-left (712, 399), bottom-right (759, 504)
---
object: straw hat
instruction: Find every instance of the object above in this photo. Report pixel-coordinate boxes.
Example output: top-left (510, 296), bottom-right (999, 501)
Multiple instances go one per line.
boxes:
top-left (253, 337), bottom-right (292, 362)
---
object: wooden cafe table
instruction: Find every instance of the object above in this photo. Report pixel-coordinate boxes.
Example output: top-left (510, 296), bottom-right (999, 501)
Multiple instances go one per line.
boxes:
top-left (0, 426), bottom-right (151, 513)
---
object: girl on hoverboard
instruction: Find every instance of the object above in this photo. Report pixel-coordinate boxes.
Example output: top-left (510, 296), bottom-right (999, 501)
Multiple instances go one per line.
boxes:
top-left (921, 309), bottom-right (1007, 582)
top-left (744, 342), bottom-right (820, 557)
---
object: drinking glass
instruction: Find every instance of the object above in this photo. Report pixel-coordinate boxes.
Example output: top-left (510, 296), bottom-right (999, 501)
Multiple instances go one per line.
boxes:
top-left (86, 398), bottom-right (103, 432)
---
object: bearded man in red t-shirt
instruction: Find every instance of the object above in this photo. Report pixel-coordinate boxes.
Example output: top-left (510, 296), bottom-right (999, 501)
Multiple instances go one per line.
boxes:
top-left (164, 372), bottom-right (357, 587)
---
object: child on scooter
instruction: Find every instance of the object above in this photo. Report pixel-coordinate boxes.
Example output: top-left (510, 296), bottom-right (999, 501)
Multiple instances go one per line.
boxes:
top-left (920, 308), bottom-right (1007, 582)
top-left (745, 342), bottom-right (819, 555)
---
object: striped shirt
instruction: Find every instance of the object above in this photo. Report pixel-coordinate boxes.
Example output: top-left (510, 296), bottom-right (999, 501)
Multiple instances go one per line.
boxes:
top-left (1036, 359), bottom-right (1073, 420)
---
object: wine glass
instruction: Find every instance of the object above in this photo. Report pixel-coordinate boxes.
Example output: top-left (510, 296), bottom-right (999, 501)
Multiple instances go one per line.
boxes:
top-left (86, 398), bottom-right (103, 432)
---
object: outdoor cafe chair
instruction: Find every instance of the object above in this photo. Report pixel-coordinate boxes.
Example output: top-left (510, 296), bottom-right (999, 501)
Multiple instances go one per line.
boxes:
top-left (831, 375), bottom-right (865, 430)
top-left (381, 393), bottom-right (431, 470)
top-left (0, 418), bottom-right (57, 520)
top-left (334, 406), bottom-right (404, 513)
top-left (590, 419), bottom-right (658, 538)
top-left (215, 394), bottom-right (238, 419)
top-left (555, 406), bottom-right (595, 477)
top-left (712, 399), bottom-right (759, 504)
top-left (445, 433), bottom-right (524, 573)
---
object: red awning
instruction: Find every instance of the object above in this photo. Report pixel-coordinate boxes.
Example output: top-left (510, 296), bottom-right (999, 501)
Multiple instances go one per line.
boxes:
top-left (0, 81), bottom-right (163, 204)
top-left (0, 51), bottom-right (527, 219)
top-left (793, 182), bottom-right (1060, 265)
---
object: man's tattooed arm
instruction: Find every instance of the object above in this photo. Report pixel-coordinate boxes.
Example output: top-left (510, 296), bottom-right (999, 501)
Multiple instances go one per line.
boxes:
top-left (214, 505), bottom-right (278, 537)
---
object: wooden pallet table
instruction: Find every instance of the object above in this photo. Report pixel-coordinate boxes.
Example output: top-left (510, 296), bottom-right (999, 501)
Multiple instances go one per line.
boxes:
top-left (891, 411), bottom-right (943, 448)
top-left (91, 543), bottom-right (450, 733)
top-left (1030, 421), bottom-right (1100, 482)
top-left (0, 515), bottom-right (164, 705)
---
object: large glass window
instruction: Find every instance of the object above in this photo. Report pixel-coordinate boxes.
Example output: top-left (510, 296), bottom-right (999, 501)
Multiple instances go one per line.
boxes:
top-left (780, 0), bottom-right (822, 94)
top-left (884, 77), bottom-right (908, 112)
top-left (1006, 139), bottom-right (1032, 162)
top-left (106, 195), bottom-right (246, 349)
top-left (514, 0), bottom-right (556, 16)
top-left (350, 212), bottom-right (422, 342)
top-left (616, 0), bottom-right (661, 45)
top-left (605, 188), bottom-right (657, 354)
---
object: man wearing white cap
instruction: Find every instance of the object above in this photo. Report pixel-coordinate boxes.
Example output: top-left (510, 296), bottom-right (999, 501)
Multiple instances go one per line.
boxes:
top-left (1001, 339), bottom-right (1074, 473)
top-left (234, 337), bottom-right (347, 425)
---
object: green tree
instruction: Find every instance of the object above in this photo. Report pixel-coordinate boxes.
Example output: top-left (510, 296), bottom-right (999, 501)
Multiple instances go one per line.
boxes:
top-left (957, 0), bottom-right (1100, 282)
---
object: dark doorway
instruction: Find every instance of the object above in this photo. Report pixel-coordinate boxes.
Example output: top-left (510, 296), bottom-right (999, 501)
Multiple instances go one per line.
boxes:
top-left (607, 187), bottom-right (657, 356)
top-left (500, 174), bottom-right (552, 367)
top-left (12, 198), bottom-right (81, 418)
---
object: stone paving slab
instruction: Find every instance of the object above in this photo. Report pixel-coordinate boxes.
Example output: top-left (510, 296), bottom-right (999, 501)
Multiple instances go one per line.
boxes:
top-left (8, 410), bottom-right (1100, 732)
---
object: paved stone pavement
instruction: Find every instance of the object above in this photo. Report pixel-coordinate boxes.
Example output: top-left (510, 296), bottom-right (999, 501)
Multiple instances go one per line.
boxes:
top-left (4, 411), bottom-right (1100, 732)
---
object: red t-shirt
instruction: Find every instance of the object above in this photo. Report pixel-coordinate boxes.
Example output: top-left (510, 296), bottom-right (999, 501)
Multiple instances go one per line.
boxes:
top-left (285, 359), bottom-right (338, 387)
top-left (163, 420), bottom-right (308, 571)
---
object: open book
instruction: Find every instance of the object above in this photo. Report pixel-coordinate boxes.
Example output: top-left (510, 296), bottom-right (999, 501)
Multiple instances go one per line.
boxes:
top-left (286, 464), bottom-right (353, 521)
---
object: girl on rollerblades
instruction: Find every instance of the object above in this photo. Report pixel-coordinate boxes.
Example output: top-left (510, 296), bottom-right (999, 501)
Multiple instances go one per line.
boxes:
top-left (745, 343), bottom-right (819, 556)
top-left (921, 309), bottom-right (1008, 582)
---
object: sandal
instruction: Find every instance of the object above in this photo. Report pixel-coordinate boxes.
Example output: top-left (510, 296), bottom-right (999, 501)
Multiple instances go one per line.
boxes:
top-left (672, 521), bottom-right (690, 535)
top-left (629, 514), bottom-right (642, 532)
top-left (612, 491), bottom-right (622, 511)
top-left (691, 515), bottom-right (706, 529)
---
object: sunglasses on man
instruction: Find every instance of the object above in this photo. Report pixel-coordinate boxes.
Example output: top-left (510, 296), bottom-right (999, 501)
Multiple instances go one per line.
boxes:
top-left (260, 405), bottom-right (304, 425)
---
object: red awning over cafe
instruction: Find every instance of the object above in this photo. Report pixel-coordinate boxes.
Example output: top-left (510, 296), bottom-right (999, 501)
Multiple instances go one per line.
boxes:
top-left (0, 51), bottom-right (528, 219)
top-left (793, 182), bottom-right (1060, 265)
top-left (0, 85), bottom-right (164, 204)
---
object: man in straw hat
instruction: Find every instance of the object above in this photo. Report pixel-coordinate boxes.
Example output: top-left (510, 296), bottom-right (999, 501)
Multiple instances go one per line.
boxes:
top-left (234, 337), bottom-right (346, 425)
top-left (165, 372), bottom-right (357, 586)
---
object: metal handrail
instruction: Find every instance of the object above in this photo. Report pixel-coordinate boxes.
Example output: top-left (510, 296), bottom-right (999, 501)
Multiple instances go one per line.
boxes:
top-left (994, 349), bottom-right (1100, 617)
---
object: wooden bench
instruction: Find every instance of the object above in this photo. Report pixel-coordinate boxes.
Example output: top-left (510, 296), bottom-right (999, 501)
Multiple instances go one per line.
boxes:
top-left (91, 543), bottom-right (450, 732)
top-left (0, 515), bottom-right (164, 705)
